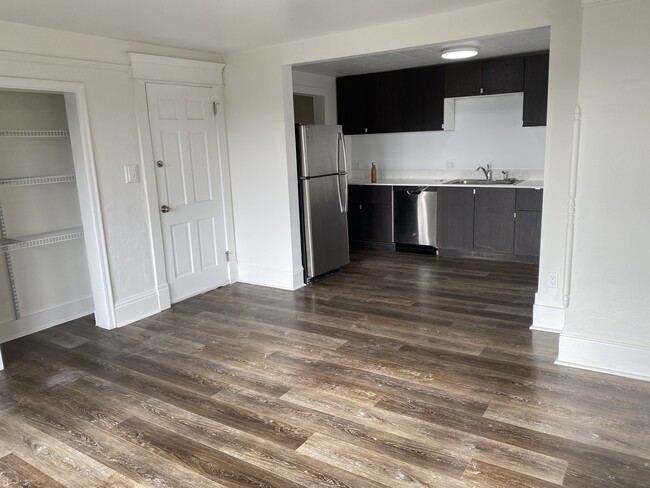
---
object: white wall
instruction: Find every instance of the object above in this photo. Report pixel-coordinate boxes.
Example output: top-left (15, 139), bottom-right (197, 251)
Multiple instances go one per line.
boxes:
top-left (557, 0), bottom-right (650, 379)
top-left (0, 20), bottom-right (223, 325)
top-left (349, 94), bottom-right (546, 174)
top-left (224, 0), bottom-right (582, 297)
top-left (224, 50), bottom-right (304, 289)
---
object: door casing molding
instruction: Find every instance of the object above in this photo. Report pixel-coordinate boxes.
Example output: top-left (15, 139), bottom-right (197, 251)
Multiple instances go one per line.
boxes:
top-left (130, 54), bottom-right (238, 311)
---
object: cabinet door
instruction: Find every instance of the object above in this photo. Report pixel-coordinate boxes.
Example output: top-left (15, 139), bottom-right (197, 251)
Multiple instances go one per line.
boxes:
top-left (347, 185), bottom-right (364, 242)
top-left (516, 188), bottom-right (543, 211)
top-left (474, 188), bottom-right (516, 253)
top-left (366, 70), bottom-right (404, 134)
top-left (403, 66), bottom-right (445, 132)
top-left (482, 57), bottom-right (524, 95)
top-left (436, 187), bottom-right (475, 249)
top-left (362, 186), bottom-right (393, 242)
top-left (336, 75), bottom-right (368, 134)
top-left (363, 204), bottom-right (393, 242)
top-left (444, 61), bottom-right (482, 98)
top-left (523, 54), bottom-right (549, 127)
top-left (514, 211), bottom-right (542, 256)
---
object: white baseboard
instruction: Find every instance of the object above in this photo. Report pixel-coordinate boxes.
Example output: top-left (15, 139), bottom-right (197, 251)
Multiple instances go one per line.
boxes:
top-left (114, 290), bottom-right (161, 328)
top-left (557, 333), bottom-right (650, 382)
top-left (156, 283), bottom-right (171, 311)
top-left (228, 260), bottom-right (240, 285)
top-left (530, 304), bottom-right (565, 333)
top-left (0, 297), bottom-right (94, 344)
top-left (238, 262), bottom-right (305, 290)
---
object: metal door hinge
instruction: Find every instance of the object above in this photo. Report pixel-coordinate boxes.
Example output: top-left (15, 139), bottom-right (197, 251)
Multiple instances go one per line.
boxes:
top-left (213, 102), bottom-right (218, 115)
top-left (473, 189), bottom-right (476, 195)
top-left (225, 250), bottom-right (230, 261)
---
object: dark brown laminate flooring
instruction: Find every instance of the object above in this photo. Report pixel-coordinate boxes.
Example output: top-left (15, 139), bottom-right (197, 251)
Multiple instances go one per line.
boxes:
top-left (1, 249), bottom-right (649, 487)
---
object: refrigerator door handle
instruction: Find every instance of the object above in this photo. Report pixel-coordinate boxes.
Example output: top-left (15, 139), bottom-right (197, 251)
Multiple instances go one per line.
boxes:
top-left (338, 131), bottom-right (349, 174)
top-left (336, 173), bottom-right (344, 213)
top-left (338, 132), bottom-right (349, 213)
top-left (341, 173), bottom-right (349, 212)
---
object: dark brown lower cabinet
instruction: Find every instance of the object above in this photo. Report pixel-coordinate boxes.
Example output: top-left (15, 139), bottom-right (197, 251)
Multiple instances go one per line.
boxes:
top-left (437, 186), bottom-right (543, 261)
top-left (514, 210), bottom-right (542, 256)
top-left (436, 187), bottom-right (475, 249)
top-left (348, 185), bottom-right (393, 247)
top-left (473, 188), bottom-right (516, 253)
top-left (514, 188), bottom-right (543, 256)
top-left (347, 185), bottom-right (364, 242)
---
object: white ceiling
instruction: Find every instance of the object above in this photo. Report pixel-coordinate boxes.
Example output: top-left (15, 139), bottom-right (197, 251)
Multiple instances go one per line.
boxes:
top-left (293, 27), bottom-right (551, 77)
top-left (0, 0), bottom-right (504, 54)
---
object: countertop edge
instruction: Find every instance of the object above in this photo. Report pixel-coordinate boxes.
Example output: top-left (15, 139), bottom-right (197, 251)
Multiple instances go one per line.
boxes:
top-left (347, 179), bottom-right (544, 189)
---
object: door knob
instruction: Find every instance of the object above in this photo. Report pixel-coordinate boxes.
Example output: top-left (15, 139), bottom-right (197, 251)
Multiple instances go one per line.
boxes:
top-left (161, 205), bottom-right (170, 213)
top-left (156, 160), bottom-right (164, 168)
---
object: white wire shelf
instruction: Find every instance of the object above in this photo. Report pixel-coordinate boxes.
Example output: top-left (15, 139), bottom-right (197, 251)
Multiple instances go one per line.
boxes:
top-left (0, 174), bottom-right (75, 187)
top-left (0, 227), bottom-right (83, 253)
top-left (0, 130), bottom-right (69, 138)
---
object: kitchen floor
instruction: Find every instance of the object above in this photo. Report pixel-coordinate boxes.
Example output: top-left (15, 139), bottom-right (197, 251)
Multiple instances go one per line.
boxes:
top-left (0, 250), bottom-right (649, 487)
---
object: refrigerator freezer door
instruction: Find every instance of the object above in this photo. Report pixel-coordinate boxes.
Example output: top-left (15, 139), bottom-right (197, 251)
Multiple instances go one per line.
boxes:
top-left (301, 175), bottom-right (350, 280)
top-left (298, 125), bottom-right (344, 178)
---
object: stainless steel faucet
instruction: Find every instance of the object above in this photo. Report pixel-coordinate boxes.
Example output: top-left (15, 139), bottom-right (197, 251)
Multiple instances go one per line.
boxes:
top-left (477, 163), bottom-right (492, 181)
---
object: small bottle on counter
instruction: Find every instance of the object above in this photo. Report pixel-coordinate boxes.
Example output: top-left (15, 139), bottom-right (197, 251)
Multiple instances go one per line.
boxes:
top-left (370, 162), bottom-right (377, 183)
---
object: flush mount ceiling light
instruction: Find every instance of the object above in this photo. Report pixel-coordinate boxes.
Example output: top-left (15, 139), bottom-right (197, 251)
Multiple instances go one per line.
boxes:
top-left (441, 47), bottom-right (479, 60)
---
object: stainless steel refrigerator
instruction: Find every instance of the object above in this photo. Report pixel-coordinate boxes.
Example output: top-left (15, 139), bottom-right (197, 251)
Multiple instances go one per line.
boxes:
top-left (296, 124), bottom-right (349, 282)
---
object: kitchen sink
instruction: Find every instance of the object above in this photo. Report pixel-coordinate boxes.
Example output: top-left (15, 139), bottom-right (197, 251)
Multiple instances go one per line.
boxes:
top-left (445, 178), bottom-right (519, 185)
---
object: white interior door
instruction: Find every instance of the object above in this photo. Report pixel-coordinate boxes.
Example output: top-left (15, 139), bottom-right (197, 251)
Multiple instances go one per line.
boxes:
top-left (146, 83), bottom-right (229, 303)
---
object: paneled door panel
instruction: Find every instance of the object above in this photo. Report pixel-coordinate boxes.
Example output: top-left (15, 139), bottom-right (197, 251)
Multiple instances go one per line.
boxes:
top-left (147, 83), bottom-right (229, 302)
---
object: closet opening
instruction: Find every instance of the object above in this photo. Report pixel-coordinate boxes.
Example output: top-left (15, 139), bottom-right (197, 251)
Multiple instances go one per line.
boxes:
top-left (0, 80), bottom-right (115, 370)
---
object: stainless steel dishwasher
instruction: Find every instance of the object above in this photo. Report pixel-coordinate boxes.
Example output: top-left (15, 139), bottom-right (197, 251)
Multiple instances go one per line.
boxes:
top-left (393, 186), bottom-right (438, 248)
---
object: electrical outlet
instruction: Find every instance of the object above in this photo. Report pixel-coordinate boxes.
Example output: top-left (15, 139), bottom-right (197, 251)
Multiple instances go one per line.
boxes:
top-left (446, 160), bottom-right (455, 169)
top-left (548, 272), bottom-right (559, 289)
top-left (352, 160), bottom-right (360, 169)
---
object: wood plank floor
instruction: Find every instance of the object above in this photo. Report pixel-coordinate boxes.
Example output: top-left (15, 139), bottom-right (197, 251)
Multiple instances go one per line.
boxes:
top-left (1, 249), bottom-right (649, 487)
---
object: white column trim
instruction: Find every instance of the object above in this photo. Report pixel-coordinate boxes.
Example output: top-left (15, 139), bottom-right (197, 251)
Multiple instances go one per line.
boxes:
top-left (562, 105), bottom-right (582, 309)
top-left (531, 303), bottom-right (566, 333)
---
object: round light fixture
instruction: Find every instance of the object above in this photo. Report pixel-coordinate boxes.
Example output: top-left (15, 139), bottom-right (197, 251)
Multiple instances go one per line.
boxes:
top-left (441, 47), bottom-right (479, 60)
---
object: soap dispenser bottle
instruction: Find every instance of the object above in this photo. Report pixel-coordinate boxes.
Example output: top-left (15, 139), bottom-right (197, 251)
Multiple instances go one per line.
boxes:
top-left (370, 162), bottom-right (377, 183)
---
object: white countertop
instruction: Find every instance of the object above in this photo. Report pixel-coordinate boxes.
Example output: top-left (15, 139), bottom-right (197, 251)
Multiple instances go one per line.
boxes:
top-left (347, 178), bottom-right (544, 189)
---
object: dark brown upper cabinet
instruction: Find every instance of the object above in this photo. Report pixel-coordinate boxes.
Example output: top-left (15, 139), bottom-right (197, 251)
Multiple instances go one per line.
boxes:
top-left (337, 65), bottom-right (444, 135)
top-left (482, 57), bottom-right (524, 95)
top-left (365, 69), bottom-right (405, 134)
top-left (444, 61), bottom-right (483, 98)
top-left (336, 75), bottom-right (368, 135)
top-left (523, 53), bottom-right (550, 127)
top-left (337, 51), bottom-right (550, 134)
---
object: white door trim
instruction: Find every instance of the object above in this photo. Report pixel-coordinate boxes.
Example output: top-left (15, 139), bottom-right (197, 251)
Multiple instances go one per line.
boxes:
top-left (130, 55), bottom-right (238, 311)
top-left (0, 77), bottom-right (116, 331)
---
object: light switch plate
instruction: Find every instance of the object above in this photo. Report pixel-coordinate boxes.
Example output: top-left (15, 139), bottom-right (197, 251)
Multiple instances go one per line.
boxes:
top-left (124, 164), bottom-right (139, 184)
